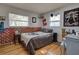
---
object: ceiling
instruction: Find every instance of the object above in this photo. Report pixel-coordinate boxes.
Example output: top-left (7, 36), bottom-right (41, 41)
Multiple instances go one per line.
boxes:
top-left (6, 3), bottom-right (68, 14)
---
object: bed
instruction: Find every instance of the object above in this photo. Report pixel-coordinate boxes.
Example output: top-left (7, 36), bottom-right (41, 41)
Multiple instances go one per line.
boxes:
top-left (21, 31), bottom-right (53, 55)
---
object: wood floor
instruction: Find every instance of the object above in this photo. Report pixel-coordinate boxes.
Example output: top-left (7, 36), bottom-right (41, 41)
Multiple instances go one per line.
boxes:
top-left (0, 43), bottom-right (64, 55)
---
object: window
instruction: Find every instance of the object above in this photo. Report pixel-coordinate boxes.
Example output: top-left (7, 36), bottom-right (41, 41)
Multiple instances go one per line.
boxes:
top-left (9, 13), bottom-right (28, 27)
top-left (49, 14), bottom-right (60, 27)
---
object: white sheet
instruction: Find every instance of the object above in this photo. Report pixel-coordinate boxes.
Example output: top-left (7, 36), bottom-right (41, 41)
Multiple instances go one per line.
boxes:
top-left (21, 32), bottom-right (51, 46)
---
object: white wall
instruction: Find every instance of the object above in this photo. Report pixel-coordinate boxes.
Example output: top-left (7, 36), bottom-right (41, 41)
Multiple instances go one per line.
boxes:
top-left (0, 4), bottom-right (42, 28)
top-left (42, 4), bottom-right (79, 42)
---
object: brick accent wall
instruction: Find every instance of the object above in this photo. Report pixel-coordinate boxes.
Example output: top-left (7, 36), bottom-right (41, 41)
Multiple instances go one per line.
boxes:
top-left (12, 27), bottom-right (41, 33)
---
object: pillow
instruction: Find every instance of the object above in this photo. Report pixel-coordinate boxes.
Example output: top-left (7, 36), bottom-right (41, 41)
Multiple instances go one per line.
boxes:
top-left (41, 28), bottom-right (53, 33)
top-left (41, 28), bottom-right (46, 32)
top-left (45, 29), bottom-right (53, 33)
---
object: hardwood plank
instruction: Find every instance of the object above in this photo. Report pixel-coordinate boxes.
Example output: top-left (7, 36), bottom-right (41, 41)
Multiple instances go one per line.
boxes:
top-left (0, 43), bottom-right (64, 55)
top-left (36, 43), bottom-right (64, 55)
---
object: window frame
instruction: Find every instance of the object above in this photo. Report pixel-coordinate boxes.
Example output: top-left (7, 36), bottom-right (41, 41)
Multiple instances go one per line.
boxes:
top-left (9, 13), bottom-right (29, 27)
top-left (49, 14), bottom-right (60, 27)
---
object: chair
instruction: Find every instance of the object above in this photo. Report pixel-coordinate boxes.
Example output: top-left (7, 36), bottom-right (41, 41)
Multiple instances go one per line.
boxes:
top-left (0, 28), bottom-right (15, 45)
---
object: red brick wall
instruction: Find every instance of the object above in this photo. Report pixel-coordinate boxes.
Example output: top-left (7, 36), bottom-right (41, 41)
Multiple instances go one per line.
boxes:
top-left (12, 27), bottom-right (41, 33)
top-left (20, 27), bottom-right (41, 33)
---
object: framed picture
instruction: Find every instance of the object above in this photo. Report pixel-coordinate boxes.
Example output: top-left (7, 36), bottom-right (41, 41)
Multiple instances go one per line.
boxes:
top-left (0, 16), bottom-right (6, 20)
top-left (32, 17), bottom-right (36, 23)
top-left (64, 8), bottom-right (79, 27)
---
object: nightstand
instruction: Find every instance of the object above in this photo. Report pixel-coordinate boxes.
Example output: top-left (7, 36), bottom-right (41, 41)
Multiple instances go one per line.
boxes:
top-left (14, 34), bottom-right (21, 44)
